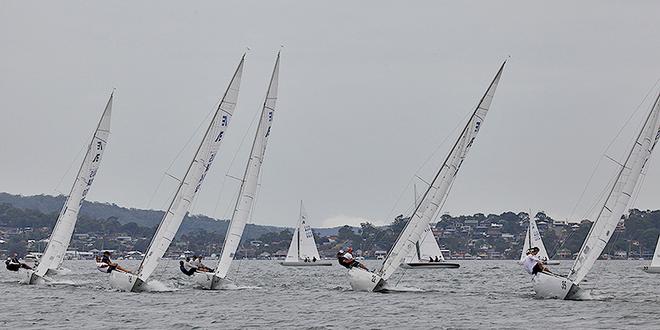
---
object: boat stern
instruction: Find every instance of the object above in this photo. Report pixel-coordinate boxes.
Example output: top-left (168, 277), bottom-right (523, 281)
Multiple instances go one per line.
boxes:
top-left (21, 270), bottom-right (46, 285)
top-left (348, 267), bottom-right (386, 292)
top-left (108, 271), bottom-right (142, 292)
top-left (532, 272), bottom-right (580, 300)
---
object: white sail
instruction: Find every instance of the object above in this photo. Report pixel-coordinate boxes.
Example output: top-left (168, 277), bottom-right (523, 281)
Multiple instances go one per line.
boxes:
top-left (134, 56), bottom-right (245, 283)
top-left (528, 215), bottom-right (550, 261)
top-left (34, 93), bottom-right (113, 277)
top-left (568, 92), bottom-right (660, 284)
top-left (285, 202), bottom-right (321, 262)
top-left (284, 226), bottom-right (299, 262)
top-left (297, 202), bottom-right (321, 261)
top-left (214, 53), bottom-right (280, 279)
top-left (520, 225), bottom-right (531, 262)
top-left (378, 62), bottom-right (506, 281)
top-left (651, 235), bottom-right (660, 268)
top-left (406, 224), bottom-right (444, 262)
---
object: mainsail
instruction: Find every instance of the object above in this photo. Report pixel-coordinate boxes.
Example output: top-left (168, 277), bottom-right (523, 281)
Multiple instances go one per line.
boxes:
top-left (285, 201), bottom-right (321, 262)
top-left (568, 92), bottom-right (660, 284)
top-left (34, 93), bottom-right (113, 277)
top-left (134, 56), bottom-right (245, 283)
top-left (213, 53), bottom-right (280, 279)
top-left (377, 61), bottom-right (506, 280)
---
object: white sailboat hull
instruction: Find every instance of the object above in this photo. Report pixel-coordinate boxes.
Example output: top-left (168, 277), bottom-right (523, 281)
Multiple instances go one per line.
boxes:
top-left (280, 260), bottom-right (332, 267)
top-left (532, 271), bottom-right (582, 300)
top-left (108, 271), bottom-right (143, 292)
top-left (643, 266), bottom-right (660, 273)
top-left (21, 270), bottom-right (47, 285)
top-left (348, 267), bottom-right (386, 292)
top-left (400, 262), bottom-right (460, 269)
top-left (193, 272), bottom-right (230, 290)
top-left (545, 260), bottom-right (560, 265)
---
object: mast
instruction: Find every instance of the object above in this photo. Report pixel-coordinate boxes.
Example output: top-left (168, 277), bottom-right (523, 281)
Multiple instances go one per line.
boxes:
top-left (569, 91), bottom-right (660, 283)
top-left (377, 61), bottom-right (506, 280)
top-left (35, 92), bottom-right (113, 277)
top-left (297, 201), bottom-right (303, 260)
top-left (134, 56), bottom-right (245, 282)
top-left (214, 52), bottom-right (280, 278)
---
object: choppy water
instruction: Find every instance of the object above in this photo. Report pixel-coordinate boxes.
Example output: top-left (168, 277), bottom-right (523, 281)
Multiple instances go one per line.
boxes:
top-left (1, 259), bottom-right (659, 329)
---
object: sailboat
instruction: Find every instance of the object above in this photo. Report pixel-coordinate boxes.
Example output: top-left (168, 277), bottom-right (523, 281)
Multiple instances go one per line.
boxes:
top-left (194, 52), bottom-right (280, 290)
top-left (519, 213), bottom-right (559, 265)
top-left (401, 224), bottom-right (459, 269)
top-left (281, 201), bottom-right (332, 266)
top-left (24, 92), bottom-right (113, 285)
top-left (533, 90), bottom-right (660, 299)
top-left (109, 56), bottom-right (245, 292)
top-left (643, 235), bottom-right (660, 273)
top-left (348, 61), bottom-right (506, 291)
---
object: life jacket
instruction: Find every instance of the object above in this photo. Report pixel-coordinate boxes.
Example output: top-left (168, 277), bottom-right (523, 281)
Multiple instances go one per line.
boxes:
top-left (5, 259), bottom-right (20, 271)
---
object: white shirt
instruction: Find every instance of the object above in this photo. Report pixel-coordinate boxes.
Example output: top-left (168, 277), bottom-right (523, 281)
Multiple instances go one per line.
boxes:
top-left (190, 259), bottom-right (201, 268)
top-left (522, 255), bottom-right (540, 274)
top-left (96, 262), bottom-right (109, 273)
top-left (343, 252), bottom-right (353, 260)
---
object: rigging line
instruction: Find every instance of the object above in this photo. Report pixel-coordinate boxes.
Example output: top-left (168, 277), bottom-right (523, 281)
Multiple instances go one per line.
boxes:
top-left (582, 166), bottom-right (620, 221)
top-left (568, 78), bottom-right (660, 221)
top-left (52, 135), bottom-right (88, 195)
top-left (146, 107), bottom-right (216, 209)
top-left (212, 105), bottom-right (262, 218)
top-left (382, 109), bottom-right (472, 227)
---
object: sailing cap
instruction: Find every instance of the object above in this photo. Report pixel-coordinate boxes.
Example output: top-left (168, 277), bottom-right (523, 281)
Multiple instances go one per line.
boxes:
top-left (339, 250), bottom-right (344, 253)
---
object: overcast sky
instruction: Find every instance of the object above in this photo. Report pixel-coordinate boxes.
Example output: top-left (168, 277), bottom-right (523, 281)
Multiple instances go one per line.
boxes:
top-left (1, 1), bottom-right (660, 228)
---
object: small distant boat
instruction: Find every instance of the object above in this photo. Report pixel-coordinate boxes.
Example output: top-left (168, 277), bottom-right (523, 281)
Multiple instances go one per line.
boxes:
top-left (401, 224), bottom-right (459, 269)
top-left (281, 201), bottom-right (332, 266)
top-left (520, 213), bottom-right (560, 265)
top-left (643, 235), bottom-right (660, 273)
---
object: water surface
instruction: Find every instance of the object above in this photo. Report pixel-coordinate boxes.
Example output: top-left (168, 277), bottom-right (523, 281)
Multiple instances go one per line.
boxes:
top-left (1, 260), bottom-right (658, 329)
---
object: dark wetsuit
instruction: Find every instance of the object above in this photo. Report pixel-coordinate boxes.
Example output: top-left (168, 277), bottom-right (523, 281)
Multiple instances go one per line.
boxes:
top-left (101, 255), bottom-right (117, 273)
top-left (179, 261), bottom-right (196, 276)
top-left (5, 258), bottom-right (21, 271)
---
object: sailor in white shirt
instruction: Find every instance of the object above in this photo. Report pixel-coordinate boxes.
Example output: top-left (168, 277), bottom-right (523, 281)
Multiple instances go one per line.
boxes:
top-left (522, 247), bottom-right (548, 275)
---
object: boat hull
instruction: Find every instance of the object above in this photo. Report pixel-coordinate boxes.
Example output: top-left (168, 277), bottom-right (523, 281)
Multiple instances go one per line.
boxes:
top-left (643, 266), bottom-right (660, 273)
top-left (532, 271), bottom-right (582, 300)
top-left (400, 262), bottom-right (460, 269)
top-left (21, 270), bottom-right (47, 285)
top-left (348, 267), bottom-right (386, 292)
top-left (280, 261), bottom-right (332, 266)
top-left (193, 272), bottom-right (228, 290)
top-left (108, 271), bottom-right (144, 292)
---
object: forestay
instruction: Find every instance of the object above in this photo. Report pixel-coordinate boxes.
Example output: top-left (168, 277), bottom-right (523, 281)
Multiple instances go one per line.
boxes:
top-left (285, 201), bottom-right (321, 262)
top-left (378, 61), bottom-right (506, 281)
top-left (35, 93), bottom-right (113, 277)
top-left (568, 92), bottom-right (660, 284)
top-left (214, 53), bottom-right (280, 279)
top-left (135, 57), bottom-right (245, 282)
